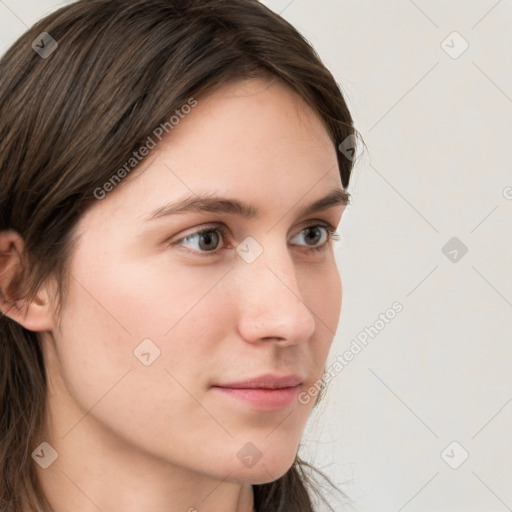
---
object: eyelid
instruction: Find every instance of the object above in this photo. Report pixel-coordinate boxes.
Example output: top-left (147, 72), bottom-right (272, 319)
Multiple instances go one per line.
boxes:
top-left (169, 220), bottom-right (339, 256)
top-left (169, 223), bottom-right (229, 246)
top-left (171, 218), bottom-right (338, 240)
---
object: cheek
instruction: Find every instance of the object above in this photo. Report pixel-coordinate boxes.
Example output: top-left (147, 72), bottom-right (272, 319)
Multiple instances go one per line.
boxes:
top-left (315, 259), bottom-right (342, 329)
top-left (301, 258), bottom-right (342, 356)
top-left (52, 252), bottom-right (233, 422)
top-left (51, 262), bottom-right (237, 466)
top-left (287, 259), bottom-right (342, 401)
top-left (330, 262), bottom-right (343, 331)
top-left (60, 246), bottom-right (233, 347)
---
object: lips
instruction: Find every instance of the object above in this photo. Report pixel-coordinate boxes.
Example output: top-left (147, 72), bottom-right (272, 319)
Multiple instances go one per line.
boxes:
top-left (213, 373), bottom-right (303, 390)
top-left (211, 373), bottom-right (303, 410)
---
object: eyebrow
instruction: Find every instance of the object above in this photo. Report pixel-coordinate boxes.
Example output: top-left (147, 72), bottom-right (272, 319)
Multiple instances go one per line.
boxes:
top-left (146, 187), bottom-right (350, 221)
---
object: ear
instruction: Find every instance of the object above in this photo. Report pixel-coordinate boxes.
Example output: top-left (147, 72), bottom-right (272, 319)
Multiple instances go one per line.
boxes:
top-left (0, 230), bottom-right (56, 332)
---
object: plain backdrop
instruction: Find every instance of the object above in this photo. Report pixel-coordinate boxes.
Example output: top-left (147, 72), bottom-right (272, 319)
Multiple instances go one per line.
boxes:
top-left (1, 1), bottom-right (511, 511)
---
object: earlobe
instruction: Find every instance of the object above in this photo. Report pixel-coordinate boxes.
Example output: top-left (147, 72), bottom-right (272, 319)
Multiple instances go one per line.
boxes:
top-left (0, 230), bottom-right (55, 332)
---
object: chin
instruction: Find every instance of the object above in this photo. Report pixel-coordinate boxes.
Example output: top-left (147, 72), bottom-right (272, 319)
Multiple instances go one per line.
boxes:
top-left (226, 448), bottom-right (299, 485)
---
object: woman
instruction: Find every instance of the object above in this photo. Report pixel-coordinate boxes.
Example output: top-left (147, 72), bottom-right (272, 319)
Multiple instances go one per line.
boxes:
top-left (0, 0), bottom-right (359, 510)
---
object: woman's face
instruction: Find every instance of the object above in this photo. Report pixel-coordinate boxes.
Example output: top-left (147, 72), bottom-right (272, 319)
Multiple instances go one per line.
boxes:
top-left (44, 77), bottom-right (347, 485)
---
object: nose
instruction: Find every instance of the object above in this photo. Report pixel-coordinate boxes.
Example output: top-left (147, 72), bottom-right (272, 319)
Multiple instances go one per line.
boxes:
top-left (235, 239), bottom-right (316, 347)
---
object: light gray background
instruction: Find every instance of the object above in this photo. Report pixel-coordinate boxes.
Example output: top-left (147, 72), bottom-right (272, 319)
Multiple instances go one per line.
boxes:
top-left (1, 1), bottom-right (511, 511)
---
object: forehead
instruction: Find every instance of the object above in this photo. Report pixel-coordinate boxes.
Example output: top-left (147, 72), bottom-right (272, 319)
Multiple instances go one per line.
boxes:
top-left (143, 76), bottom-right (331, 154)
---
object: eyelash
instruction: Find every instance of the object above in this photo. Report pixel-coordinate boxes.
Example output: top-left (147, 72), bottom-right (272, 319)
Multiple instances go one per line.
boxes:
top-left (171, 222), bottom-right (340, 258)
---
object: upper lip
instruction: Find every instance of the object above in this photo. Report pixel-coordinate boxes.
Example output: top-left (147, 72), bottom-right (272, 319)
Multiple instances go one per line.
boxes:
top-left (213, 373), bottom-right (303, 389)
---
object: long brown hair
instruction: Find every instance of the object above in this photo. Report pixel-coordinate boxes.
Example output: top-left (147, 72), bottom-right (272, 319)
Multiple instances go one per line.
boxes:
top-left (0, 1), bottom-right (358, 510)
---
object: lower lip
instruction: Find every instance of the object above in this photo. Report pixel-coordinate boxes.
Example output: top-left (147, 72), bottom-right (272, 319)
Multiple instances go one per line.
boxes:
top-left (212, 386), bottom-right (300, 410)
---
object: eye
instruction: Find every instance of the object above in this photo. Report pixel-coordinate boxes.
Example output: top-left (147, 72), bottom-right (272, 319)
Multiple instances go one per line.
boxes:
top-left (174, 225), bottom-right (228, 255)
top-left (291, 223), bottom-right (340, 253)
top-left (170, 222), bottom-right (339, 257)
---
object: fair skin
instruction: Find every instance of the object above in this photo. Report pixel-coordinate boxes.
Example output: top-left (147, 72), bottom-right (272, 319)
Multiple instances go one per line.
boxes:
top-left (0, 77), bottom-right (347, 512)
